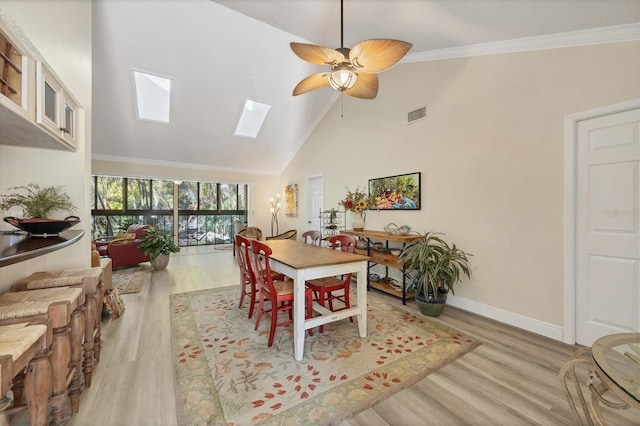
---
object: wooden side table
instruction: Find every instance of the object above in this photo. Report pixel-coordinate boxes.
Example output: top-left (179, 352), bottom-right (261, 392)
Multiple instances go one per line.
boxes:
top-left (0, 322), bottom-right (51, 426)
top-left (0, 287), bottom-right (83, 423)
top-left (13, 269), bottom-right (103, 388)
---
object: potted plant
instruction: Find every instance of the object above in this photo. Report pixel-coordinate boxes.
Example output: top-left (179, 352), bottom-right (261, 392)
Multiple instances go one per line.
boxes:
top-left (399, 232), bottom-right (472, 317)
top-left (138, 227), bottom-right (180, 270)
top-left (0, 184), bottom-right (79, 235)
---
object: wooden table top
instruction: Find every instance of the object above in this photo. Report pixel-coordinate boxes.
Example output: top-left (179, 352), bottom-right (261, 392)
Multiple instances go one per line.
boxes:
top-left (262, 239), bottom-right (370, 270)
top-left (342, 229), bottom-right (420, 243)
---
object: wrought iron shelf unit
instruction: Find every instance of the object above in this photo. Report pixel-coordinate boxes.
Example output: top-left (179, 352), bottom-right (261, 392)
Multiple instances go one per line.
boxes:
top-left (343, 229), bottom-right (419, 304)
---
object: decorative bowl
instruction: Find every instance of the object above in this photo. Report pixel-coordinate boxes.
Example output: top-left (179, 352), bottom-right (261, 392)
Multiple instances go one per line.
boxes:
top-left (4, 216), bottom-right (80, 237)
top-left (397, 225), bottom-right (412, 235)
top-left (384, 223), bottom-right (399, 235)
top-left (389, 248), bottom-right (402, 256)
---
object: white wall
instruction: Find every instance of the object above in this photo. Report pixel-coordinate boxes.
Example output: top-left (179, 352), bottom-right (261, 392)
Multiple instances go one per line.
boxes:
top-left (279, 41), bottom-right (640, 337)
top-left (0, 1), bottom-right (92, 289)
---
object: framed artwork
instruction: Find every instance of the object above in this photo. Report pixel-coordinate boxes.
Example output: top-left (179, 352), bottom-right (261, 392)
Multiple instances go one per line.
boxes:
top-left (285, 184), bottom-right (298, 217)
top-left (368, 172), bottom-right (421, 210)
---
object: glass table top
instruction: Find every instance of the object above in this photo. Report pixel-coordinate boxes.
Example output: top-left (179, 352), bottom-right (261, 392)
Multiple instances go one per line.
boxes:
top-left (592, 333), bottom-right (640, 403)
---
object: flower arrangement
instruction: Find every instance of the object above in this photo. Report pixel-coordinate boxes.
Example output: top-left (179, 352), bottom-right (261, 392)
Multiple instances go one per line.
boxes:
top-left (339, 186), bottom-right (370, 213)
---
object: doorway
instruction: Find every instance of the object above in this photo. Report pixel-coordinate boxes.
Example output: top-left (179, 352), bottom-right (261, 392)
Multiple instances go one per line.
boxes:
top-left (305, 174), bottom-right (324, 233)
top-left (564, 99), bottom-right (640, 345)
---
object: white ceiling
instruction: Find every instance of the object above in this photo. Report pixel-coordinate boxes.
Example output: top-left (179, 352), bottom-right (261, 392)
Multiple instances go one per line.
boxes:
top-left (91, 0), bottom-right (640, 175)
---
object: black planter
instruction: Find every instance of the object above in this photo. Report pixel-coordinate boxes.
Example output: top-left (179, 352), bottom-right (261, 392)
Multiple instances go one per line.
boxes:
top-left (415, 293), bottom-right (447, 317)
top-left (4, 216), bottom-right (80, 237)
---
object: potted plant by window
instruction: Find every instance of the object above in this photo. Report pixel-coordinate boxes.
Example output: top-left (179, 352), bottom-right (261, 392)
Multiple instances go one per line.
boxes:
top-left (399, 232), bottom-right (472, 317)
top-left (137, 227), bottom-right (180, 270)
top-left (0, 184), bottom-right (79, 236)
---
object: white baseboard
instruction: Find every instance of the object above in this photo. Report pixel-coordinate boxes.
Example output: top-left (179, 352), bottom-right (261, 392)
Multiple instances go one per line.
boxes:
top-left (446, 296), bottom-right (564, 342)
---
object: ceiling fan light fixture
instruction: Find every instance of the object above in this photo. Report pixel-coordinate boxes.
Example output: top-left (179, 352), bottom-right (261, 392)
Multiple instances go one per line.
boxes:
top-left (328, 64), bottom-right (357, 91)
top-left (289, 0), bottom-right (411, 99)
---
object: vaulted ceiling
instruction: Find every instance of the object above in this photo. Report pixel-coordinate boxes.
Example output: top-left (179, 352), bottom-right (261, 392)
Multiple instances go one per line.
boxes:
top-left (91, 0), bottom-right (639, 175)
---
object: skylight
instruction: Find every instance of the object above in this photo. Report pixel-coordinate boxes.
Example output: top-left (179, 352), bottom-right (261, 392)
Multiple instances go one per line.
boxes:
top-left (234, 99), bottom-right (271, 138)
top-left (133, 70), bottom-right (172, 123)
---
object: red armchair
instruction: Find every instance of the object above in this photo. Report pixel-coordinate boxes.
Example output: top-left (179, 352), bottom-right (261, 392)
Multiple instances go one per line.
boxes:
top-left (94, 224), bottom-right (152, 268)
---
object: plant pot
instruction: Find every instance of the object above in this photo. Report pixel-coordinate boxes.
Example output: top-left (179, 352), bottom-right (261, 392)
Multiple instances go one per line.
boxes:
top-left (150, 253), bottom-right (170, 270)
top-left (4, 216), bottom-right (80, 237)
top-left (415, 294), bottom-right (447, 317)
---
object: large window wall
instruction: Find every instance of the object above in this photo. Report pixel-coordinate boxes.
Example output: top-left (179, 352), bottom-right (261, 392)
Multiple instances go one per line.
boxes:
top-left (91, 176), bottom-right (247, 246)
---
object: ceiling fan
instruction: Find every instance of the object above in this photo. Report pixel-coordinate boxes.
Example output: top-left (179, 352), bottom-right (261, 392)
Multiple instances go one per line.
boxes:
top-left (290, 0), bottom-right (412, 99)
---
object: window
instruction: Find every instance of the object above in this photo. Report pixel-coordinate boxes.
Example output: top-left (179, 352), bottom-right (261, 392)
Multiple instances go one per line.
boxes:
top-left (234, 99), bottom-right (270, 138)
top-left (127, 178), bottom-right (150, 210)
top-left (176, 181), bottom-right (246, 246)
top-left (178, 181), bottom-right (198, 210)
top-left (91, 176), bottom-right (247, 247)
top-left (220, 184), bottom-right (238, 210)
top-left (133, 70), bottom-right (172, 123)
top-left (152, 180), bottom-right (174, 210)
top-left (199, 183), bottom-right (217, 210)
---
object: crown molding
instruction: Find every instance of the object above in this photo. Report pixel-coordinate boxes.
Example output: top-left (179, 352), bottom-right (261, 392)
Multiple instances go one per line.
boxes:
top-left (404, 23), bottom-right (640, 63)
top-left (91, 154), bottom-right (279, 176)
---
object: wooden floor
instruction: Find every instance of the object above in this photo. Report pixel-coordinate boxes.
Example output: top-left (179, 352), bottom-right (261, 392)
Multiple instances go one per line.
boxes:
top-left (16, 245), bottom-right (634, 425)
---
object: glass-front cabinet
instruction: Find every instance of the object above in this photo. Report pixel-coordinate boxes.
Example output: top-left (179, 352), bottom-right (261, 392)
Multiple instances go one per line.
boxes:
top-left (36, 61), bottom-right (78, 149)
top-left (0, 14), bottom-right (81, 152)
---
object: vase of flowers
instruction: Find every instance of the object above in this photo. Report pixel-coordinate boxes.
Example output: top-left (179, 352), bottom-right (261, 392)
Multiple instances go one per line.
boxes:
top-left (339, 186), bottom-right (370, 231)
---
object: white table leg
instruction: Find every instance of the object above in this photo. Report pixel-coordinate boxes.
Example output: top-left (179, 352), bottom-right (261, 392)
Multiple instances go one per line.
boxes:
top-left (293, 268), bottom-right (305, 361)
top-left (356, 260), bottom-right (368, 337)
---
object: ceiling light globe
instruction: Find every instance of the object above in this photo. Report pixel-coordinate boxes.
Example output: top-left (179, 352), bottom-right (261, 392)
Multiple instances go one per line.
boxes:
top-left (328, 67), bottom-right (357, 91)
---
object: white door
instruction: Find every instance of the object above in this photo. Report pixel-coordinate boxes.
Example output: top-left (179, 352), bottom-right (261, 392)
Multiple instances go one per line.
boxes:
top-left (306, 175), bottom-right (324, 232)
top-left (575, 108), bottom-right (640, 345)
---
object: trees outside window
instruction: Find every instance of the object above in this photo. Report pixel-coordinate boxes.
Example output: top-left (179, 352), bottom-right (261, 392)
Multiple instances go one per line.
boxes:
top-left (92, 176), bottom-right (247, 246)
top-left (177, 181), bottom-right (246, 246)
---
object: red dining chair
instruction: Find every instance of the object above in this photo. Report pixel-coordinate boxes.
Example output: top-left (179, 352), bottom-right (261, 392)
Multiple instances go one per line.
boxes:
top-left (306, 234), bottom-right (357, 331)
top-left (248, 240), bottom-right (313, 347)
top-left (302, 230), bottom-right (322, 246)
top-left (235, 234), bottom-right (284, 319)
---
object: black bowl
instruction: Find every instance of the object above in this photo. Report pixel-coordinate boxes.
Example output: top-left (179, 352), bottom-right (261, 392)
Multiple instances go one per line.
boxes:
top-left (4, 216), bottom-right (80, 237)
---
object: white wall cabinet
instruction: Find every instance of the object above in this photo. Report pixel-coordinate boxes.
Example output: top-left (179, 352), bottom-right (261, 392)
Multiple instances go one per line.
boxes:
top-left (0, 18), bottom-right (80, 151)
top-left (36, 61), bottom-right (78, 150)
top-left (0, 24), bottom-right (32, 120)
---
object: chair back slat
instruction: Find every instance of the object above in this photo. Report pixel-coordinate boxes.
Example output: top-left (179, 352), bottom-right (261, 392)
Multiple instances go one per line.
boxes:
top-left (329, 234), bottom-right (357, 253)
top-left (248, 240), bottom-right (274, 294)
top-left (302, 230), bottom-right (322, 246)
top-left (234, 234), bottom-right (252, 284)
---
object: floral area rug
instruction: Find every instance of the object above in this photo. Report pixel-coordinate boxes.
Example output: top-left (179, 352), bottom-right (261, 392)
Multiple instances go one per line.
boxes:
top-left (112, 265), bottom-right (152, 294)
top-left (170, 286), bottom-right (480, 425)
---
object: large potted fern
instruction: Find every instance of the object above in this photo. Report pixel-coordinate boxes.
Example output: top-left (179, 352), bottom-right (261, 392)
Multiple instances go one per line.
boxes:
top-left (399, 232), bottom-right (472, 317)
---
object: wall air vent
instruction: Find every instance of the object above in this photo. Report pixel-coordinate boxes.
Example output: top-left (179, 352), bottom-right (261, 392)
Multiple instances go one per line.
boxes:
top-left (408, 106), bottom-right (427, 124)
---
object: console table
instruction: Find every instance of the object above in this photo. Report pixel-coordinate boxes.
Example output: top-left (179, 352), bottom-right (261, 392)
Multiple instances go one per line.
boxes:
top-left (0, 230), bottom-right (84, 267)
top-left (343, 229), bottom-right (419, 304)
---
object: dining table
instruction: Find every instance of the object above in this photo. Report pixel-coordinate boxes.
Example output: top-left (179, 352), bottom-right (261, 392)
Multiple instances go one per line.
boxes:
top-left (262, 239), bottom-right (371, 361)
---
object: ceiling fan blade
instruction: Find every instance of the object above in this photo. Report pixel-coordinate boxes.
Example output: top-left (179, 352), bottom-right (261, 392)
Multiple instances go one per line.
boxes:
top-left (293, 73), bottom-right (330, 96)
top-left (349, 39), bottom-right (413, 73)
top-left (344, 72), bottom-right (378, 99)
top-left (290, 43), bottom-right (345, 66)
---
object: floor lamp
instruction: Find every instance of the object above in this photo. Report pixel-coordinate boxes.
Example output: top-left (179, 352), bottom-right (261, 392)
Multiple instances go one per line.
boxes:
top-left (270, 194), bottom-right (281, 236)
